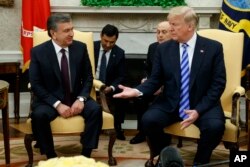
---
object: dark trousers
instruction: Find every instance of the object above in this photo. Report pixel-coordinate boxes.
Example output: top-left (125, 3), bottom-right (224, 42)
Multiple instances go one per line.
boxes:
top-left (133, 95), bottom-right (155, 131)
top-left (107, 95), bottom-right (127, 129)
top-left (141, 108), bottom-right (225, 164)
top-left (31, 98), bottom-right (102, 155)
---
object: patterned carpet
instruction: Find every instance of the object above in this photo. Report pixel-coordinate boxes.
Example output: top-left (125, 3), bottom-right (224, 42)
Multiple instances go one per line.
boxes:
top-left (0, 134), bottom-right (231, 167)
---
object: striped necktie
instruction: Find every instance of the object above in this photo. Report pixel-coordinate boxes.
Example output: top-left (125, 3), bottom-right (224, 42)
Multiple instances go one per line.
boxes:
top-left (179, 43), bottom-right (189, 120)
top-left (99, 50), bottom-right (107, 83)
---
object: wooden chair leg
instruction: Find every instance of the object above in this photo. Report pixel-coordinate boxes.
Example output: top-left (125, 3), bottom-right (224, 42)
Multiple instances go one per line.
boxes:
top-left (177, 137), bottom-right (183, 148)
top-left (24, 134), bottom-right (35, 167)
top-left (104, 129), bottom-right (117, 166)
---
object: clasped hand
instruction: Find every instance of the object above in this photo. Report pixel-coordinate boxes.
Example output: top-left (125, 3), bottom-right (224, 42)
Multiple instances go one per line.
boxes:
top-left (56, 100), bottom-right (84, 118)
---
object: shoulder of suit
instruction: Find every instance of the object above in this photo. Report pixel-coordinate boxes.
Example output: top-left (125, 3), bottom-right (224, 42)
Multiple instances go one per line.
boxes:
top-left (149, 42), bottom-right (159, 48)
top-left (72, 40), bottom-right (86, 47)
top-left (197, 35), bottom-right (222, 46)
top-left (32, 40), bottom-right (52, 51)
top-left (94, 40), bottom-right (100, 45)
top-left (113, 45), bottom-right (125, 53)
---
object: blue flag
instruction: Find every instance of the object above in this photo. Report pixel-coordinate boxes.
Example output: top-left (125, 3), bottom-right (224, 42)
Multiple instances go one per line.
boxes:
top-left (219, 0), bottom-right (250, 76)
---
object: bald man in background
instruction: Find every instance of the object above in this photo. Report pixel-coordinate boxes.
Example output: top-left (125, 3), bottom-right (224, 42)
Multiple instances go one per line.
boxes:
top-left (130, 21), bottom-right (171, 144)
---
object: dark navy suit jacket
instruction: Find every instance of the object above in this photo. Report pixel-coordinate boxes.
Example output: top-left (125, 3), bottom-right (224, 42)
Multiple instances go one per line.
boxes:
top-left (145, 42), bottom-right (159, 78)
top-left (94, 41), bottom-right (126, 91)
top-left (137, 34), bottom-right (226, 120)
top-left (29, 40), bottom-right (93, 108)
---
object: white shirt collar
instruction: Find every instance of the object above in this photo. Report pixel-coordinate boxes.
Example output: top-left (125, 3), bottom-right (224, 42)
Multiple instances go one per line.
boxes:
top-left (52, 40), bottom-right (69, 54)
top-left (180, 33), bottom-right (197, 49)
top-left (100, 44), bottom-right (111, 54)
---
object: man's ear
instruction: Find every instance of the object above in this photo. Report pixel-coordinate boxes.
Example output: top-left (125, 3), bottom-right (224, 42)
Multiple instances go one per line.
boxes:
top-left (188, 24), bottom-right (195, 31)
top-left (50, 30), bottom-right (56, 39)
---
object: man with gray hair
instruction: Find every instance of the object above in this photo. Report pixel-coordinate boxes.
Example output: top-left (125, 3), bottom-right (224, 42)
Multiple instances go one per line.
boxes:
top-left (114, 6), bottom-right (226, 166)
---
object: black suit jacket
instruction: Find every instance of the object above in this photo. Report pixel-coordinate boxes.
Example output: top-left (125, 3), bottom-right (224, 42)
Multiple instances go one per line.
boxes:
top-left (29, 40), bottom-right (93, 108)
top-left (137, 34), bottom-right (226, 119)
top-left (94, 41), bottom-right (126, 91)
top-left (145, 42), bottom-right (159, 77)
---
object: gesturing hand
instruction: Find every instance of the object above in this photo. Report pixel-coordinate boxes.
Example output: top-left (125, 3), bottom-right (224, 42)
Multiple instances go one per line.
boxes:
top-left (113, 84), bottom-right (140, 99)
top-left (180, 109), bottom-right (199, 130)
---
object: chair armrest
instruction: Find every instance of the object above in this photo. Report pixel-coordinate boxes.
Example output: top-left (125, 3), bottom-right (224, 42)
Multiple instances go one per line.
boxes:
top-left (234, 86), bottom-right (245, 96)
top-left (231, 86), bottom-right (245, 126)
top-left (93, 79), bottom-right (106, 91)
top-left (27, 82), bottom-right (33, 118)
top-left (93, 79), bottom-right (111, 114)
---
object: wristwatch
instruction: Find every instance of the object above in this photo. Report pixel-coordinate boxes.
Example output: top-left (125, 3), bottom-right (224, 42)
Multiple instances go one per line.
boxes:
top-left (77, 96), bottom-right (87, 103)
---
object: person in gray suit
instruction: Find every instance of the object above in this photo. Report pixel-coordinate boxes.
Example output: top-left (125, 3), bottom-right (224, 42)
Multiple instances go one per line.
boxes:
top-left (114, 6), bottom-right (226, 166)
top-left (29, 13), bottom-right (102, 159)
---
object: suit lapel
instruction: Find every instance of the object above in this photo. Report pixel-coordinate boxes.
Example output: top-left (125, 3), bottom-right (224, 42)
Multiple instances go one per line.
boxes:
top-left (170, 42), bottom-right (181, 88)
top-left (68, 43), bottom-right (76, 88)
top-left (190, 36), bottom-right (204, 88)
top-left (94, 41), bottom-right (101, 71)
top-left (46, 41), bottom-right (62, 83)
top-left (107, 48), bottom-right (115, 73)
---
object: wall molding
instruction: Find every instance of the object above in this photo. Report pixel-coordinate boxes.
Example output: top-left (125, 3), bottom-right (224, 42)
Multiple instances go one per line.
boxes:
top-left (0, 51), bottom-right (22, 63)
top-left (51, 6), bottom-right (221, 14)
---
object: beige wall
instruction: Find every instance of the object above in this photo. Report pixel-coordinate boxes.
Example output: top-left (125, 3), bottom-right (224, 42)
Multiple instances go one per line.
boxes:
top-left (0, 0), bottom-right (222, 52)
top-left (0, 0), bottom-right (222, 118)
top-left (0, 0), bottom-right (21, 50)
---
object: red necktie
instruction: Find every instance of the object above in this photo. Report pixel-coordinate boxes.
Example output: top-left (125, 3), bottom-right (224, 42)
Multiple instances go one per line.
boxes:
top-left (60, 49), bottom-right (71, 106)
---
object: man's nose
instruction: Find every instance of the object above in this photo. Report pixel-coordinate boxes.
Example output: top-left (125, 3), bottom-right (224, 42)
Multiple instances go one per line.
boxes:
top-left (69, 30), bottom-right (74, 36)
top-left (106, 42), bottom-right (111, 47)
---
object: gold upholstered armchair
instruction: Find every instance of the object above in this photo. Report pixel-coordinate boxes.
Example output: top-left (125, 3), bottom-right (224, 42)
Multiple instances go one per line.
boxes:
top-left (145, 29), bottom-right (248, 167)
top-left (14, 30), bottom-right (117, 167)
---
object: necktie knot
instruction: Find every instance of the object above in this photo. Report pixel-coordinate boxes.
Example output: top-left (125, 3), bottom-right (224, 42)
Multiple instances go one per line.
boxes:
top-left (61, 48), bottom-right (65, 54)
top-left (182, 43), bottom-right (188, 49)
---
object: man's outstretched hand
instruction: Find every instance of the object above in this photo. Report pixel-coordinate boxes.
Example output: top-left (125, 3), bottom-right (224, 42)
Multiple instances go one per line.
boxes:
top-left (113, 85), bottom-right (140, 98)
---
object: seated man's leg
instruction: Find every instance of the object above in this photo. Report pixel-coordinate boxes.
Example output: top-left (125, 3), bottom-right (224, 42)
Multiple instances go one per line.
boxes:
top-left (130, 96), bottom-right (153, 144)
top-left (194, 118), bottom-right (225, 165)
top-left (80, 98), bottom-right (102, 157)
top-left (31, 105), bottom-right (58, 159)
top-left (141, 108), bottom-right (179, 157)
top-left (112, 98), bottom-right (128, 140)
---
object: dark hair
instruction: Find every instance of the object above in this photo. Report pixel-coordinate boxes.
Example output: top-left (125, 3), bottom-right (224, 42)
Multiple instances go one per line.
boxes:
top-left (101, 24), bottom-right (119, 39)
top-left (47, 13), bottom-right (72, 37)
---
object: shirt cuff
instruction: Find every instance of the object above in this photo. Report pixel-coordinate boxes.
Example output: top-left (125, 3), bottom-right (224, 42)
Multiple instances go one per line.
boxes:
top-left (53, 100), bottom-right (61, 108)
top-left (110, 85), bottom-right (115, 92)
top-left (134, 89), bottom-right (143, 97)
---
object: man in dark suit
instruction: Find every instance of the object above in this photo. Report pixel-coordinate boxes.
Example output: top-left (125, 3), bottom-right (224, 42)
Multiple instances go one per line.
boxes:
top-left (114, 6), bottom-right (226, 166)
top-left (130, 21), bottom-right (171, 144)
top-left (29, 13), bottom-right (102, 159)
top-left (94, 24), bottom-right (127, 140)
